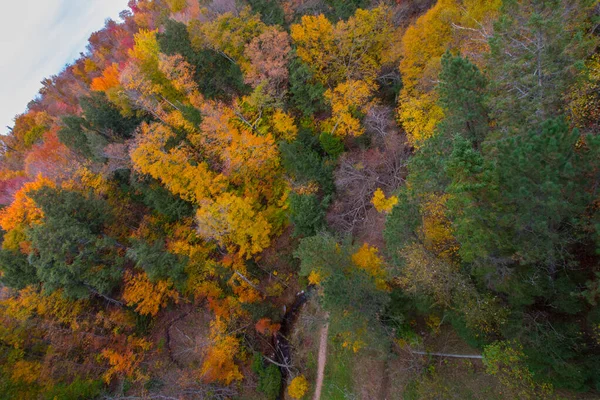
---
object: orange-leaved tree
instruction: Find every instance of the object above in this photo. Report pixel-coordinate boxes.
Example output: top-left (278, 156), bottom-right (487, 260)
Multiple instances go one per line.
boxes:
top-left (122, 271), bottom-right (179, 316)
top-left (200, 318), bottom-right (244, 385)
top-left (0, 175), bottom-right (54, 253)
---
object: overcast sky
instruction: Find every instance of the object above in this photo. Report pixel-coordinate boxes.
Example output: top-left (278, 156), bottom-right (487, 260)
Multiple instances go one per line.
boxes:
top-left (0, 0), bottom-right (130, 134)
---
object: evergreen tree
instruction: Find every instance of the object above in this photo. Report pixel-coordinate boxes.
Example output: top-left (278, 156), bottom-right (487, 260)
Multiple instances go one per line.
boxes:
top-left (247, 0), bottom-right (285, 26)
top-left (0, 249), bottom-right (39, 289)
top-left (279, 128), bottom-right (335, 195)
top-left (438, 51), bottom-right (489, 146)
top-left (486, 0), bottom-right (595, 135)
top-left (451, 118), bottom-right (600, 269)
top-left (289, 193), bottom-right (327, 237)
top-left (27, 187), bottom-right (124, 300)
top-left (288, 55), bottom-right (327, 117)
top-left (127, 240), bottom-right (187, 285)
top-left (295, 233), bottom-right (390, 349)
top-left (58, 92), bottom-right (144, 160)
top-left (80, 91), bottom-right (143, 139)
top-left (57, 115), bottom-right (97, 160)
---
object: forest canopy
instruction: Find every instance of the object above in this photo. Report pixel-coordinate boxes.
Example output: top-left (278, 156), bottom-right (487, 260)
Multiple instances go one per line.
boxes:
top-left (1, 0), bottom-right (600, 399)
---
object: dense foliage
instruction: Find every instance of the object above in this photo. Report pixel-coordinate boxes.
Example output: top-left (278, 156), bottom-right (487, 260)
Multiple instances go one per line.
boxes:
top-left (0, 0), bottom-right (599, 398)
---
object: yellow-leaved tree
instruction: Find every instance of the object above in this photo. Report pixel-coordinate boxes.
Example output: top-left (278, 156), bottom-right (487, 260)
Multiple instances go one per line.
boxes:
top-left (398, 0), bottom-right (501, 145)
top-left (323, 79), bottom-right (375, 138)
top-left (371, 188), bottom-right (398, 213)
top-left (288, 375), bottom-right (309, 399)
top-left (291, 6), bottom-right (392, 86)
top-left (188, 7), bottom-right (266, 72)
top-left (130, 122), bottom-right (228, 204)
top-left (352, 243), bottom-right (388, 290)
top-left (196, 193), bottom-right (272, 258)
top-left (420, 193), bottom-right (459, 259)
top-left (130, 99), bottom-right (288, 260)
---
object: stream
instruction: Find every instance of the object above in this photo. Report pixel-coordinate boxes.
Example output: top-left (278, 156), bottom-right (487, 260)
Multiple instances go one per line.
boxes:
top-left (274, 286), bottom-right (314, 400)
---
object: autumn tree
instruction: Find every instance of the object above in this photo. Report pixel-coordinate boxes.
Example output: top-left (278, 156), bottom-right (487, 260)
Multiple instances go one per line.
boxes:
top-left (352, 243), bottom-right (387, 288)
top-left (89, 63), bottom-right (136, 115)
top-left (243, 27), bottom-right (291, 95)
top-left (122, 271), bottom-right (179, 316)
top-left (10, 111), bottom-right (52, 150)
top-left (120, 28), bottom-right (186, 115)
top-left (0, 175), bottom-right (53, 235)
top-left (200, 319), bottom-right (244, 384)
top-left (130, 94), bottom-right (288, 259)
top-left (91, 63), bottom-right (121, 93)
top-left (196, 193), bottom-right (273, 258)
top-left (398, 0), bottom-right (500, 144)
top-left (0, 171), bottom-right (28, 206)
top-left (291, 6), bottom-right (392, 87)
top-left (101, 335), bottom-right (151, 384)
top-left (188, 7), bottom-right (267, 73)
top-left (288, 375), bottom-right (309, 399)
top-left (323, 79), bottom-right (375, 138)
top-left (371, 188), bottom-right (397, 214)
top-left (130, 121), bottom-right (228, 203)
top-left (25, 129), bottom-right (78, 181)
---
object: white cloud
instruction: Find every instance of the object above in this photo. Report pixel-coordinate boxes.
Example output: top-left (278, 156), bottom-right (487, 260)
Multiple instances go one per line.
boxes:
top-left (0, 0), bottom-right (130, 134)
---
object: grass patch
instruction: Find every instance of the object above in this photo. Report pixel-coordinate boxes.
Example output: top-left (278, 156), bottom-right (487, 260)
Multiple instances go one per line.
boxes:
top-left (401, 360), bottom-right (504, 400)
top-left (306, 351), bottom-right (318, 373)
top-left (322, 340), bottom-right (356, 400)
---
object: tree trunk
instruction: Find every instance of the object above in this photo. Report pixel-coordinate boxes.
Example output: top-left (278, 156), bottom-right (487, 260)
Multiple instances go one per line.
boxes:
top-left (411, 350), bottom-right (482, 359)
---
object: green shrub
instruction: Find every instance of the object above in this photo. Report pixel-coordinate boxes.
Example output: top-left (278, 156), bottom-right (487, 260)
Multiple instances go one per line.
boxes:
top-left (319, 131), bottom-right (344, 158)
top-left (252, 353), bottom-right (282, 400)
top-left (42, 378), bottom-right (103, 400)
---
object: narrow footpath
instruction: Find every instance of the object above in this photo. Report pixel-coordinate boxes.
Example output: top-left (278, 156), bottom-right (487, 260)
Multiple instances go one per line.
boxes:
top-left (313, 320), bottom-right (329, 400)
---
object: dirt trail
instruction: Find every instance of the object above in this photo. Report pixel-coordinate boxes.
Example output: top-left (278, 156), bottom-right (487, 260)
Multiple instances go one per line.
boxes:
top-left (313, 320), bottom-right (329, 400)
